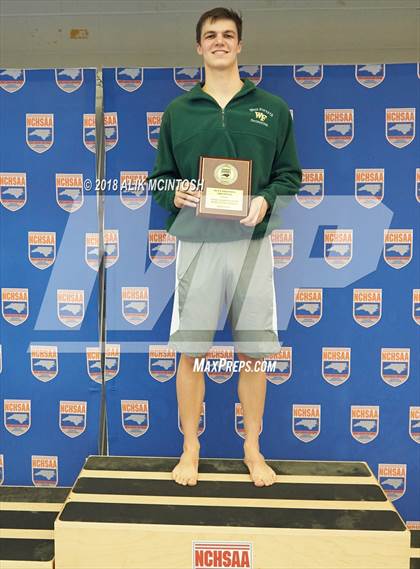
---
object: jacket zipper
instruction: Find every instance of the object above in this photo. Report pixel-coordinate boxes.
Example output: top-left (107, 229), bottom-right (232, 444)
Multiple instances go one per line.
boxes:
top-left (221, 108), bottom-right (225, 127)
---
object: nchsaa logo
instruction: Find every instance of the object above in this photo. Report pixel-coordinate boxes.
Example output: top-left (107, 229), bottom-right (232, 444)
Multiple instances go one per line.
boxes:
top-left (31, 345), bottom-right (58, 382)
top-left (386, 108), bottom-right (415, 148)
top-left (26, 114), bottom-right (54, 153)
top-left (324, 229), bottom-right (352, 268)
top-left (2, 288), bottom-right (29, 326)
top-left (104, 229), bottom-right (119, 268)
top-left (120, 171), bottom-right (148, 210)
top-left (265, 347), bottom-right (292, 385)
top-left (270, 230), bottom-right (293, 268)
top-left (383, 229), bottom-right (412, 268)
top-left (149, 230), bottom-right (176, 268)
top-left (355, 169), bottom-right (384, 208)
top-left (85, 233), bottom-right (99, 271)
top-left (0, 172), bottom-right (27, 211)
top-left (293, 64), bottom-right (323, 89)
top-left (174, 67), bottom-right (202, 91)
top-left (105, 344), bottom-right (120, 381)
top-left (294, 288), bottom-right (322, 327)
top-left (86, 346), bottom-right (102, 383)
top-left (28, 232), bottom-right (56, 269)
top-left (378, 464), bottom-right (406, 501)
top-left (413, 289), bottom-right (420, 325)
top-left (351, 406), bottom-right (379, 443)
top-left (55, 68), bottom-right (83, 93)
top-left (409, 407), bottom-right (420, 444)
top-left (0, 68), bottom-right (25, 92)
top-left (193, 542), bottom-right (253, 569)
top-left (293, 404), bottom-right (320, 442)
top-left (353, 288), bottom-right (382, 327)
top-left (147, 112), bottom-right (163, 149)
top-left (122, 287), bottom-right (149, 325)
top-left (59, 401), bottom-right (87, 438)
top-left (56, 174), bottom-right (84, 213)
top-left (121, 400), bottom-right (149, 437)
top-left (4, 399), bottom-right (31, 436)
top-left (381, 348), bottom-right (410, 387)
top-left (416, 169), bottom-right (420, 203)
top-left (179, 403), bottom-right (206, 437)
top-left (206, 346), bottom-right (234, 383)
top-left (83, 114), bottom-right (96, 153)
top-left (296, 169), bottom-right (324, 208)
top-left (322, 348), bottom-right (351, 386)
top-left (235, 402), bottom-right (262, 439)
top-left (115, 67), bottom-right (143, 92)
top-left (57, 289), bottom-right (84, 328)
top-left (149, 345), bottom-right (176, 382)
top-left (324, 109), bottom-right (354, 148)
top-left (32, 456), bottom-right (58, 487)
top-left (238, 65), bottom-right (262, 85)
top-left (104, 112), bottom-right (118, 151)
top-left (355, 64), bottom-right (385, 88)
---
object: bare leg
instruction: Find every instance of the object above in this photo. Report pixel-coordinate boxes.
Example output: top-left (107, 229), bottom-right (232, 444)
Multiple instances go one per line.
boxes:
top-left (237, 353), bottom-right (277, 487)
top-left (172, 353), bottom-right (204, 486)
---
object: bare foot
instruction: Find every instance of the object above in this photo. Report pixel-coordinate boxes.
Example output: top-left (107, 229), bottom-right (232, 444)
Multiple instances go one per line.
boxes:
top-left (172, 444), bottom-right (200, 486)
top-left (244, 442), bottom-right (276, 487)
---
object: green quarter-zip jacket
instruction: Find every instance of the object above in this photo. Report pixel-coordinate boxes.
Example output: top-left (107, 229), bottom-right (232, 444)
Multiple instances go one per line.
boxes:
top-left (149, 78), bottom-right (302, 242)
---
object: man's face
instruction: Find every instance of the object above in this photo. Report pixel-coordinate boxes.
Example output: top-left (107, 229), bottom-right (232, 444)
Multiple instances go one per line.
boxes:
top-left (197, 18), bottom-right (242, 70)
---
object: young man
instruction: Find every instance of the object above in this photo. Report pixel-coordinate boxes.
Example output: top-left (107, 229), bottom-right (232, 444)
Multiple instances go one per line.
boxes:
top-left (149, 7), bottom-right (301, 487)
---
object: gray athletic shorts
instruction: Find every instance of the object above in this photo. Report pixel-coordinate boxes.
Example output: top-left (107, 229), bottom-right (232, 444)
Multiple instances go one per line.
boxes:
top-left (169, 236), bottom-right (281, 358)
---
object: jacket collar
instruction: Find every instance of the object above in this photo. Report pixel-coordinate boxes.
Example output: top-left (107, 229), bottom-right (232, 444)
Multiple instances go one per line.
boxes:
top-left (188, 78), bottom-right (256, 103)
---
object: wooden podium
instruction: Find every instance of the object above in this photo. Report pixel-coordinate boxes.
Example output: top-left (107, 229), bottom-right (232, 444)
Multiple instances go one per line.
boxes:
top-left (0, 486), bottom-right (69, 568)
top-left (54, 456), bottom-right (410, 569)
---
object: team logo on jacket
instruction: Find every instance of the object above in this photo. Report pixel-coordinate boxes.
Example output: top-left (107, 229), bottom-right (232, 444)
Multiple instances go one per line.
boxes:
top-left (235, 402), bottom-right (262, 439)
top-left (32, 456), bottom-right (58, 487)
top-left (2, 288), bottom-right (29, 326)
top-left (28, 232), bottom-right (56, 269)
top-left (149, 230), bottom-right (176, 267)
top-left (83, 114), bottom-right (96, 153)
top-left (115, 67), bottom-right (143, 92)
top-left (355, 169), bottom-right (384, 208)
top-left (0, 68), bottom-right (25, 92)
top-left (179, 403), bottom-right (206, 437)
top-left (60, 401), bottom-right (87, 438)
top-left (324, 109), bottom-right (354, 148)
top-left (57, 289), bottom-right (84, 328)
top-left (351, 406), bottom-right (379, 443)
top-left (55, 68), bottom-right (83, 93)
top-left (413, 289), bottom-right (420, 325)
top-left (238, 65), bottom-right (262, 85)
top-left (86, 346), bottom-right (102, 383)
top-left (416, 169), bottom-right (420, 203)
top-left (322, 348), bottom-right (351, 386)
top-left (85, 233), bottom-right (99, 271)
top-left (296, 169), bottom-right (324, 208)
top-left (147, 112), bottom-right (163, 148)
top-left (193, 541), bottom-right (253, 569)
top-left (122, 287), bottom-right (149, 325)
top-left (206, 346), bottom-right (234, 383)
top-left (105, 344), bottom-right (120, 381)
top-left (4, 399), bottom-right (31, 436)
top-left (270, 230), bottom-right (293, 268)
top-left (104, 229), bottom-right (119, 268)
top-left (174, 67), bottom-right (202, 91)
top-left (293, 404), bottom-right (320, 442)
top-left (409, 407), bottom-right (420, 443)
top-left (383, 229), bottom-right (412, 268)
top-left (149, 345), bottom-right (176, 382)
top-left (26, 114), bottom-right (54, 153)
top-left (353, 288), bottom-right (382, 327)
top-left (378, 464), bottom-right (406, 501)
top-left (0, 172), bottom-right (27, 212)
top-left (120, 171), bottom-right (148, 209)
top-left (324, 229), bottom-right (352, 268)
top-left (386, 108), bottom-right (415, 148)
top-left (294, 288), bottom-right (322, 327)
top-left (122, 400), bottom-right (149, 437)
top-left (104, 112), bottom-right (118, 151)
top-left (265, 347), bottom-right (292, 385)
top-left (293, 64), bottom-right (323, 89)
top-left (0, 455), bottom-right (3, 485)
top-left (30, 345), bottom-right (58, 382)
top-left (56, 173), bottom-right (84, 212)
top-left (355, 64), bottom-right (385, 88)
top-left (381, 348), bottom-right (410, 387)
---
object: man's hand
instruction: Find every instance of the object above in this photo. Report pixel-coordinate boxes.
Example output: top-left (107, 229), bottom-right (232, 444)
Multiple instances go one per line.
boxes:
top-left (174, 180), bottom-right (201, 209)
top-left (239, 196), bottom-right (269, 227)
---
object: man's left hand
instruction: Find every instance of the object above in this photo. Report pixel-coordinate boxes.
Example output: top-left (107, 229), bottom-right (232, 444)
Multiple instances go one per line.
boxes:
top-left (239, 196), bottom-right (269, 227)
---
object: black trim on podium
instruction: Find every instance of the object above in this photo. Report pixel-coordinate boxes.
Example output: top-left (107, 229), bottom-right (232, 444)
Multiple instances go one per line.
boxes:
top-left (0, 538), bottom-right (55, 561)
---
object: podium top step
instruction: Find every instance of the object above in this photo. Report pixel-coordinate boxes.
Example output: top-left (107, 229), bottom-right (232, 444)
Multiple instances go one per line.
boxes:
top-left (85, 456), bottom-right (371, 477)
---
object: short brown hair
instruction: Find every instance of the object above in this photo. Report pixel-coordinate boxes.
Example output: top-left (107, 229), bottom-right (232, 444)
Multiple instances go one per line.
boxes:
top-left (196, 7), bottom-right (242, 44)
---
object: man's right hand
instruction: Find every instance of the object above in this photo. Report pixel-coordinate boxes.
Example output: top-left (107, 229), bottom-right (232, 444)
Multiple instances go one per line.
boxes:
top-left (174, 180), bottom-right (201, 209)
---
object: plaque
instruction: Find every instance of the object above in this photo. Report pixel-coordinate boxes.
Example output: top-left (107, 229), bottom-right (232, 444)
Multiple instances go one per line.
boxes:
top-left (196, 156), bottom-right (252, 219)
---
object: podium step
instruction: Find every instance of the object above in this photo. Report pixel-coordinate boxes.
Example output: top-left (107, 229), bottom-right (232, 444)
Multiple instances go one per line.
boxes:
top-left (0, 486), bottom-right (69, 568)
top-left (55, 456), bottom-right (410, 569)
